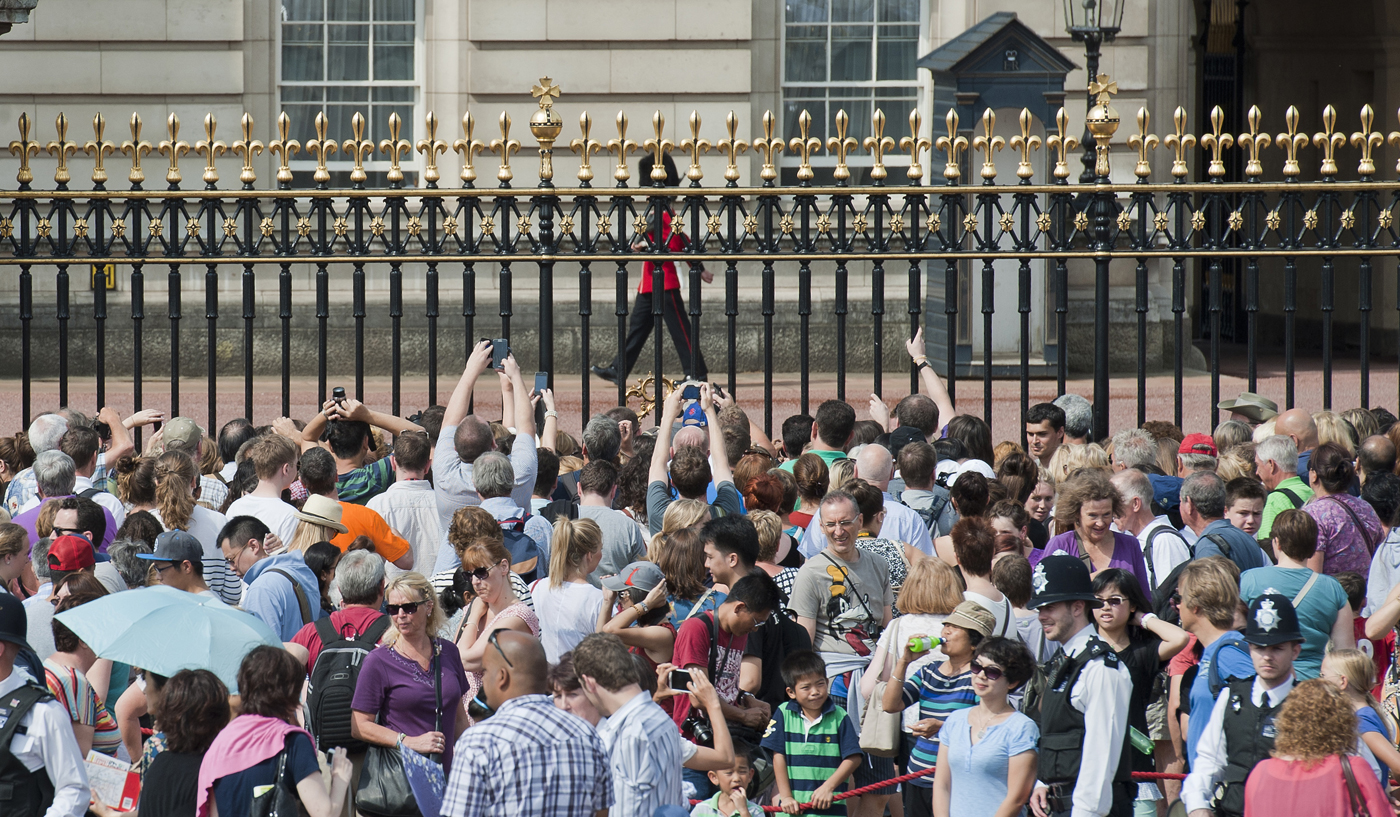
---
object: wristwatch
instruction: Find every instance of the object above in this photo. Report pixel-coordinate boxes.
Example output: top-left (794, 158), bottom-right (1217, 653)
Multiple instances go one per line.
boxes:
top-left (634, 601), bottom-right (650, 614)
top-left (544, 410), bottom-right (558, 419)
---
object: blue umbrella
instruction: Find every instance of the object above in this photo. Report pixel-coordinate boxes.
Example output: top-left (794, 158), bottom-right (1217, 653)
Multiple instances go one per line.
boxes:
top-left (54, 585), bottom-right (281, 692)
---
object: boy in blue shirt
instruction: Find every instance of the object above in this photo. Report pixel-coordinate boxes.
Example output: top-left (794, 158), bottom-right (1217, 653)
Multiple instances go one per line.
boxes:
top-left (761, 650), bottom-right (862, 816)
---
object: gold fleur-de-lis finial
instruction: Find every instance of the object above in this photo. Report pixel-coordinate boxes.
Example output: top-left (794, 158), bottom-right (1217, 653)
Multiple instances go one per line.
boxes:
top-left (971, 108), bottom-right (1005, 181)
top-left (899, 109), bottom-right (932, 183)
top-left (1237, 106), bottom-right (1270, 179)
top-left (120, 113), bottom-right (153, 186)
top-left (380, 112), bottom-right (412, 186)
top-left (679, 111), bottom-right (710, 184)
top-left (1126, 108), bottom-right (1158, 179)
top-left (452, 112), bottom-right (487, 186)
top-left (716, 111), bottom-right (748, 184)
top-left (1200, 106), bottom-right (1233, 179)
top-left (1351, 104), bottom-right (1384, 178)
top-left (1277, 106), bottom-right (1308, 179)
top-left (343, 112), bottom-right (375, 185)
top-left (1008, 108), bottom-right (1042, 181)
top-left (230, 113), bottom-right (264, 186)
top-left (488, 112), bottom-right (522, 185)
top-left (46, 113), bottom-right (79, 186)
top-left (157, 113), bottom-right (191, 186)
top-left (863, 109), bottom-right (896, 182)
top-left (643, 111), bottom-right (675, 184)
top-left (1163, 107), bottom-right (1195, 179)
top-left (415, 111), bottom-right (448, 185)
top-left (9, 113), bottom-right (40, 186)
top-left (84, 113), bottom-right (117, 187)
top-left (268, 112), bottom-right (300, 186)
top-left (788, 110), bottom-right (821, 183)
top-left (606, 112), bottom-right (640, 185)
top-left (570, 112), bottom-right (605, 185)
top-left (827, 110), bottom-right (859, 183)
top-left (752, 110), bottom-right (785, 184)
top-left (194, 113), bottom-right (227, 186)
top-left (935, 109), bottom-right (970, 182)
top-left (531, 78), bottom-right (561, 108)
top-left (305, 111), bottom-right (338, 185)
top-left (1313, 104), bottom-right (1345, 177)
top-left (1046, 107), bottom-right (1080, 181)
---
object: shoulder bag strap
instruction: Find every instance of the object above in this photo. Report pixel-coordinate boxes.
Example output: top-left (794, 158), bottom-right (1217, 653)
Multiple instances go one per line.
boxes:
top-left (313, 615), bottom-right (340, 652)
top-left (684, 588), bottom-right (717, 621)
top-left (1325, 495), bottom-right (1379, 553)
top-left (1339, 754), bottom-right (1373, 817)
top-left (819, 551), bottom-right (881, 632)
top-left (0, 684), bottom-right (46, 746)
top-left (1292, 571), bottom-right (1321, 608)
top-left (430, 642), bottom-right (443, 764)
top-left (268, 568), bottom-right (313, 626)
top-left (701, 611), bottom-right (721, 685)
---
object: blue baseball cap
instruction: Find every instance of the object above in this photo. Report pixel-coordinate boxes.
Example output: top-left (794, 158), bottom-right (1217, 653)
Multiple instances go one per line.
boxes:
top-left (681, 402), bottom-right (708, 427)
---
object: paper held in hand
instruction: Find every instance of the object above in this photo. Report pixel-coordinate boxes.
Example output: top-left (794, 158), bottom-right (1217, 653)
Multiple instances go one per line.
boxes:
top-left (86, 751), bottom-right (140, 812)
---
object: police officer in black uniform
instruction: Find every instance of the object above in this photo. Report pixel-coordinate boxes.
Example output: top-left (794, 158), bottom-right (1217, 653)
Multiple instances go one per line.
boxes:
top-left (1028, 555), bottom-right (1135, 817)
top-left (1182, 593), bottom-right (1302, 817)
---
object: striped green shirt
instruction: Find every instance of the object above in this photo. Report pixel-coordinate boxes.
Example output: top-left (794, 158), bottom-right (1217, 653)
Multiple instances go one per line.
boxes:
top-left (760, 699), bottom-right (861, 816)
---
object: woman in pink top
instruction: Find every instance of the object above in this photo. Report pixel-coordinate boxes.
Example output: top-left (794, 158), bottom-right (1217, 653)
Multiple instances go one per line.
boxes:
top-left (1243, 679), bottom-right (1390, 817)
top-left (452, 524), bottom-right (540, 715)
top-left (1303, 443), bottom-right (1383, 578)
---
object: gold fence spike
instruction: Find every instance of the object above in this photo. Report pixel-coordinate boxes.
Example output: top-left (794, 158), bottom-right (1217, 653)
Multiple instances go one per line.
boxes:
top-left (488, 112), bottom-right (521, 185)
top-left (971, 108), bottom-right (1004, 181)
top-left (268, 112), bottom-right (300, 186)
top-left (157, 113), bottom-right (191, 186)
top-left (1163, 107), bottom-right (1194, 179)
top-left (1200, 106), bottom-right (1233, 179)
top-left (452, 112), bottom-right (486, 186)
top-left (935, 109), bottom-right (969, 182)
top-left (680, 111), bottom-right (709, 184)
top-left (306, 111), bottom-right (337, 185)
top-left (415, 111), bottom-right (448, 185)
top-left (195, 113), bottom-right (227, 186)
top-left (342, 112), bottom-right (374, 185)
top-left (1238, 106), bottom-right (1270, 179)
top-left (120, 113), bottom-right (153, 186)
top-left (1388, 108), bottom-right (1400, 176)
top-left (1126, 108), bottom-right (1158, 179)
top-left (84, 113), bottom-right (116, 187)
top-left (717, 111), bottom-right (748, 184)
top-left (788, 110), bottom-right (821, 183)
top-left (606, 112), bottom-right (639, 184)
top-left (643, 111), bottom-right (675, 184)
top-left (827, 110), bottom-right (858, 183)
top-left (1046, 107), bottom-right (1079, 181)
top-left (46, 113), bottom-right (78, 186)
top-left (1277, 106), bottom-right (1307, 179)
top-left (863, 109), bottom-right (895, 181)
top-left (900, 109), bottom-right (931, 183)
top-left (569, 112), bottom-right (604, 185)
top-left (1351, 104), bottom-right (1383, 178)
top-left (231, 113), bottom-right (263, 187)
top-left (8, 112), bottom-right (39, 186)
top-left (752, 110), bottom-right (784, 184)
top-left (529, 78), bottom-right (563, 184)
top-left (1008, 108), bottom-right (1042, 181)
top-left (1313, 104), bottom-right (1345, 177)
top-left (380, 112), bottom-right (412, 185)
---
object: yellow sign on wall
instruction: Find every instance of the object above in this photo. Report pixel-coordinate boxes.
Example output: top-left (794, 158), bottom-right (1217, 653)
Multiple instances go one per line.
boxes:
top-left (91, 263), bottom-right (115, 290)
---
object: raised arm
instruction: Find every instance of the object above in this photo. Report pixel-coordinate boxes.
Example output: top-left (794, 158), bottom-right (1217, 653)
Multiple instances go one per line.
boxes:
top-left (649, 386), bottom-right (686, 486)
top-left (98, 406), bottom-right (135, 464)
top-left (535, 389), bottom-right (558, 452)
top-left (443, 340), bottom-right (494, 428)
top-left (907, 327), bottom-right (956, 431)
top-left (501, 354), bottom-right (535, 438)
top-left (701, 384), bottom-right (733, 486)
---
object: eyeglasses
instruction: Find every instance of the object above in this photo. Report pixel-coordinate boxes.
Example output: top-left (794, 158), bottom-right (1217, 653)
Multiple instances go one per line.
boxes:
top-left (822, 519), bottom-right (859, 530)
top-left (489, 629), bottom-right (514, 668)
top-left (1098, 595), bottom-right (1127, 608)
top-left (223, 543), bottom-right (247, 568)
top-left (969, 661), bottom-right (1005, 682)
top-left (466, 561), bottom-right (504, 582)
top-left (51, 527), bottom-right (83, 538)
top-left (386, 601), bottom-right (424, 616)
top-left (153, 562), bottom-right (178, 575)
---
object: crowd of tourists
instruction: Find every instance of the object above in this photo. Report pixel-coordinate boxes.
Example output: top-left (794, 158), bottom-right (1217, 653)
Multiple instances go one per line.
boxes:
top-left (1, 335), bottom-right (1400, 817)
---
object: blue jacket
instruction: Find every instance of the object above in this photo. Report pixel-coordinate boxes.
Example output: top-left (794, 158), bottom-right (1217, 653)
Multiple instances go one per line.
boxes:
top-left (243, 552), bottom-right (325, 641)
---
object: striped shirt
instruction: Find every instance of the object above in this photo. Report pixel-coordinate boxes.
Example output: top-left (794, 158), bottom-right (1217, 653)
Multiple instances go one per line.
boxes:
top-left (900, 663), bottom-right (977, 786)
top-left (336, 457), bottom-right (393, 505)
top-left (44, 659), bottom-right (122, 756)
top-left (595, 690), bottom-right (685, 817)
top-left (761, 699), bottom-right (861, 816)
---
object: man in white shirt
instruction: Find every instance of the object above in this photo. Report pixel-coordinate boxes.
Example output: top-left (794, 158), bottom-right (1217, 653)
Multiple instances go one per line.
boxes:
top-left (1111, 468), bottom-right (1191, 592)
top-left (223, 433), bottom-right (302, 544)
top-left (1182, 594), bottom-right (1302, 817)
top-left (367, 431), bottom-right (441, 577)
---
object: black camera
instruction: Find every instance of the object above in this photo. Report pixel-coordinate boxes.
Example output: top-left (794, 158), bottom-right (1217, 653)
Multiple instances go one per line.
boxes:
top-left (683, 710), bottom-right (713, 746)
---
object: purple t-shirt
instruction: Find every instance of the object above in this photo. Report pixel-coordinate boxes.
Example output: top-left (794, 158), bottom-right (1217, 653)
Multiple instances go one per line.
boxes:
top-left (351, 639), bottom-right (469, 773)
top-left (1030, 530), bottom-right (1150, 597)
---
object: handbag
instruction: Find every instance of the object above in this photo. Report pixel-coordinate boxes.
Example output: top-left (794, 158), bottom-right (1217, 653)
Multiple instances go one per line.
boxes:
top-left (1340, 754), bottom-right (1374, 817)
top-left (250, 749), bottom-right (303, 817)
top-left (356, 643), bottom-right (443, 817)
top-left (858, 680), bottom-right (901, 757)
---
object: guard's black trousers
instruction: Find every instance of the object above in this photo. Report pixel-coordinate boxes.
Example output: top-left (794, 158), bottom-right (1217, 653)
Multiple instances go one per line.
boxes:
top-left (609, 287), bottom-right (708, 381)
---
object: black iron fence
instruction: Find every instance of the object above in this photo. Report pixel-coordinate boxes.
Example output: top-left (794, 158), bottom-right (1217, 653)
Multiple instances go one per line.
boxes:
top-left (5, 77), bottom-right (1400, 438)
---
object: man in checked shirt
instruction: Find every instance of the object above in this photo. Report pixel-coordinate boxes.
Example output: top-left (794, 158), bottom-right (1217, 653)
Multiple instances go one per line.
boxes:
top-left (441, 630), bottom-right (613, 817)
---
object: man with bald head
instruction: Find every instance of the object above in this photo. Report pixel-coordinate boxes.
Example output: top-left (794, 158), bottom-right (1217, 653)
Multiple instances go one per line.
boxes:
top-left (1358, 436), bottom-right (1396, 487)
top-left (1274, 409), bottom-right (1319, 487)
top-left (797, 444), bottom-right (935, 557)
top-left (442, 629), bottom-right (613, 817)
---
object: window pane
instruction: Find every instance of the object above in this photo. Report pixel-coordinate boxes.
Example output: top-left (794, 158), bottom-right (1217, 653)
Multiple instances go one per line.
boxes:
top-left (878, 0), bottom-right (916, 22)
top-left (785, 0), bottom-right (827, 23)
top-left (830, 25), bottom-right (872, 81)
top-left (282, 24), bottom-right (324, 81)
top-left (328, 24), bottom-right (369, 81)
top-left (374, 0), bottom-right (414, 20)
top-left (373, 105), bottom-right (415, 141)
top-left (284, 106), bottom-right (322, 145)
top-left (283, 0), bottom-right (323, 21)
top-left (831, 0), bottom-right (873, 22)
top-left (876, 24), bottom-right (917, 81)
top-left (327, 86), bottom-right (370, 102)
top-left (328, 0), bottom-right (368, 20)
top-left (784, 25), bottom-right (827, 83)
top-left (372, 86), bottom-right (415, 102)
top-left (374, 45), bottom-right (413, 80)
top-left (327, 105), bottom-right (365, 142)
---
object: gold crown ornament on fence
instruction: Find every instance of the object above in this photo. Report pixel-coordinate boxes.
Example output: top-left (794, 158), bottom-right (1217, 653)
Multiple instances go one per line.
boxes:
top-left (624, 373), bottom-right (677, 421)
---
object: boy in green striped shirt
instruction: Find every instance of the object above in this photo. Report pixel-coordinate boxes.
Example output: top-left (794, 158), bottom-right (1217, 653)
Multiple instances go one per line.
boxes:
top-left (761, 651), bottom-right (862, 816)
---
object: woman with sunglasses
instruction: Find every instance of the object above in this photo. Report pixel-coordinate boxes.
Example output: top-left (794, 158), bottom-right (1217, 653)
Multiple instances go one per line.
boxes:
top-left (931, 636), bottom-right (1038, 817)
top-left (1091, 568), bottom-right (1189, 815)
top-left (453, 533), bottom-right (540, 717)
top-left (351, 572), bottom-right (471, 774)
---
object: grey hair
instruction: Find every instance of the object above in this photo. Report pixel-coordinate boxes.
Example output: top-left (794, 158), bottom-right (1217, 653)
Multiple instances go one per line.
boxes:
top-left (854, 444), bottom-right (894, 484)
top-left (32, 537), bottom-right (52, 580)
top-left (335, 548), bottom-right (386, 606)
top-left (473, 450), bottom-right (515, 499)
top-left (1178, 453), bottom-right (1218, 473)
top-left (1180, 470), bottom-right (1226, 519)
top-left (1110, 467), bottom-right (1155, 508)
top-left (27, 414), bottom-right (69, 454)
top-left (581, 415), bottom-right (622, 464)
top-left (1256, 434), bottom-right (1299, 474)
top-left (108, 538), bottom-right (156, 588)
top-left (818, 489), bottom-right (859, 518)
top-left (33, 450), bottom-right (76, 498)
top-left (1111, 428), bottom-right (1159, 470)
top-left (1212, 420), bottom-right (1253, 453)
top-left (1054, 393), bottom-right (1093, 439)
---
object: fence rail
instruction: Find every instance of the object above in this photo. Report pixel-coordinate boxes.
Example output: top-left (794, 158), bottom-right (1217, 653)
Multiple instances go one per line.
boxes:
top-left (5, 75), bottom-right (1400, 439)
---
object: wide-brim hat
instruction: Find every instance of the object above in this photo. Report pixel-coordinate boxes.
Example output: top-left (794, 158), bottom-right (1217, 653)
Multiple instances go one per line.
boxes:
top-left (1244, 592), bottom-right (1303, 646)
top-left (293, 494), bottom-right (349, 534)
top-left (1027, 554), bottom-right (1103, 610)
top-left (945, 600), bottom-right (996, 638)
top-left (1217, 391), bottom-right (1279, 424)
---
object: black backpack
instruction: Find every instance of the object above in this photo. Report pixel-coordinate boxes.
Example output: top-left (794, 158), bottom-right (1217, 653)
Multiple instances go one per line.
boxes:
top-left (912, 491), bottom-right (952, 536)
top-left (499, 515), bottom-right (542, 584)
top-left (306, 615), bottom-right (392, 752)
top-left (1151, 533), bottom-right (1227, 625)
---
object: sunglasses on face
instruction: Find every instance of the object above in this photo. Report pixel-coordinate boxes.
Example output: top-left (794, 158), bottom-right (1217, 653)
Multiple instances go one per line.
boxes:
top-left (466, 561), bottom-right (505, 582)
top-left (51, 527), bottom-right (83, 538)
top-left (969, 661), bottom-right (1005, 682)
top-left (386, 601), bottom-right (424, 616)
top-left (489, 628), bottom-right (514, 668)
top-left (1098, 595), bottom-right (1127, 608)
